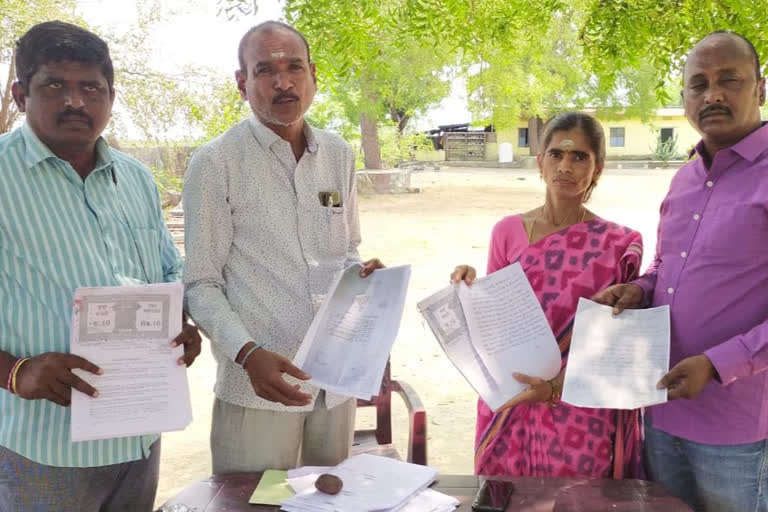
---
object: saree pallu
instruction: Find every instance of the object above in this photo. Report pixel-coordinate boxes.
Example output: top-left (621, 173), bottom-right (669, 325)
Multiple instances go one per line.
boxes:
top-left (475, 216), bottom-right (643, 479)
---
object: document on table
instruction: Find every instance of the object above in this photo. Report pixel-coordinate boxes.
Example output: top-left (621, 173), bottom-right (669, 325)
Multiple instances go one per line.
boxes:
top-left (280, 454), bottom-right (443, 512)
top-left (562, 298), bottom-right (670, 409)
top-left (69, 282), bottom-right (192, 442)
top-left (418, 263), bottom-right (561, 411)
top-left (293, 264), bottom-right (411, 400)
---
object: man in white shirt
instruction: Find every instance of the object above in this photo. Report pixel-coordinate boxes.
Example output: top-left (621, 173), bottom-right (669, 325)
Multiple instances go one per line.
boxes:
top-left (183, 21), bottom-right (383, 472)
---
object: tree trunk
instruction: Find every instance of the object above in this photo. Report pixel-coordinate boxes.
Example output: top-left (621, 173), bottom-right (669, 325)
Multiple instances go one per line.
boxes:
top-left (0, 53), bottom-right (18, 134)
top-left (360, 113), bottom-right (383, 169)
top-left (527, 115), bottom-right (544, 156)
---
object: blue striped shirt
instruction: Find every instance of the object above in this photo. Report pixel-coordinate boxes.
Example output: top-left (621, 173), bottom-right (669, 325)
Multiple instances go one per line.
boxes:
top-left (0, 123), bottom-right (182, 467)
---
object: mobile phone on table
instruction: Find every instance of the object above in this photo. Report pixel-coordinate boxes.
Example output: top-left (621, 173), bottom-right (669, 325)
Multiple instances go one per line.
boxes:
top-left (471, 480), bottom-right (515, 512)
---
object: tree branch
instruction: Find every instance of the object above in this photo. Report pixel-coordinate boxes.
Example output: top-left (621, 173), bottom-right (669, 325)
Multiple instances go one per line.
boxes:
top-left (0, 53), bottom-right (18, 134)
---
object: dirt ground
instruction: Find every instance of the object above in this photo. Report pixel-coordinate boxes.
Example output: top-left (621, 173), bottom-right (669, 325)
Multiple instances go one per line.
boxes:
top-left (155, 166), bottom-right (676, 507)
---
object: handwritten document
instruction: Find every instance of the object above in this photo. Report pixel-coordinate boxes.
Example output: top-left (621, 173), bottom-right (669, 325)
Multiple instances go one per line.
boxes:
top-left (294, 264), bottom-right (411, 400)
top-left (418, 263), bottom-right (561, 411)
top-left (70, 282), bottom-right (192, 442)
top-left (563, 298), bottom-right (670, 409)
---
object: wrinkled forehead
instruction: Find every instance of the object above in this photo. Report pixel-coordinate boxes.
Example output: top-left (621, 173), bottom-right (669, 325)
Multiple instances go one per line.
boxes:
top-left (243, 28), bottom-right (309, 67)
top-left (685, 37), bottom-right (755, 80)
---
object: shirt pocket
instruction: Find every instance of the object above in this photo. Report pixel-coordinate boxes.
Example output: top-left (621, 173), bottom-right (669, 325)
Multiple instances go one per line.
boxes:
top-left (700, 204), bottom-right (767, 257)
top-left (128, 227), bottom-right (163, 283)
top-left (300, 202), bottom-right (349, 263)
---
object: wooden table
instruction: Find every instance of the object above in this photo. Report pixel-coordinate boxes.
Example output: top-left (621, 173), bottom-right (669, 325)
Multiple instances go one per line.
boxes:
top-left (156, 473), bottom-right (692, 511)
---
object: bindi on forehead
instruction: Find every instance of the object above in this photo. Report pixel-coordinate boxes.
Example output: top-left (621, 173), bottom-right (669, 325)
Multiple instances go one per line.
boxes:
top-left (271, 50), bottom-right (286, 59)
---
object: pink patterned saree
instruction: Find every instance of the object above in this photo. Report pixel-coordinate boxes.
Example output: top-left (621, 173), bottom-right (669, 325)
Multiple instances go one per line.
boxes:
top-left (475, 215), bottom-right (644, 479)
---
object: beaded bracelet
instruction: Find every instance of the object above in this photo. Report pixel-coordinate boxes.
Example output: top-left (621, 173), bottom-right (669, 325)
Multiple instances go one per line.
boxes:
top-left (547, 378), bottom-right (562, 407)
top-left (7, 357), bottom-right (30, 394)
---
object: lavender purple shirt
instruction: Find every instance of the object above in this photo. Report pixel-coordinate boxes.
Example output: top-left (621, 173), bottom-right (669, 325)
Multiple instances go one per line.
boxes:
top-left (634, 122), bottom-right (768, 445)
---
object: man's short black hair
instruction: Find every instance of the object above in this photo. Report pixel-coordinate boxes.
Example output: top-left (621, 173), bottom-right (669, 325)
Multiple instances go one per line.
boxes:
top-left (692, 31), bottom-right (762, 80)
top-left (15, 21), bottom-right (114, 90)
top-left (237, 21), bottom-right (311, 73)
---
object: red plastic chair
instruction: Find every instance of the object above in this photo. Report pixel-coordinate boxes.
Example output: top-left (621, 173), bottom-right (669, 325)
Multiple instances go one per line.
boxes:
top-left (352, 361), bottom-right (427, 465)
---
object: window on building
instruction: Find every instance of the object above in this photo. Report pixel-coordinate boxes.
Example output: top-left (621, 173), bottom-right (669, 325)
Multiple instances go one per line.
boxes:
top-left (518, 128), bottom-right (529, 148)
top-left (660, 128), bottom-right (675, 143)
top-left (609, 127), bottom-right (625, 147)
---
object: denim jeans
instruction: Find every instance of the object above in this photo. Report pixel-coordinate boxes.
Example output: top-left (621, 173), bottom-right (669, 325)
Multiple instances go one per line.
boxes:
top-left (645, 421), bottom-right (768, 512)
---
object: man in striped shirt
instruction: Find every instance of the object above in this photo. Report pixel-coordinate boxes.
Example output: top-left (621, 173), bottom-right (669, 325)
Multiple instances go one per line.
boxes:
top-left (0, 22), bottom-right (202, 511)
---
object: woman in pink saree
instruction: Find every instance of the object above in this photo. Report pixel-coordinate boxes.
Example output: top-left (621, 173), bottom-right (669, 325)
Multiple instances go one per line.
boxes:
top-left (452, 112), bottom-right (643, 479)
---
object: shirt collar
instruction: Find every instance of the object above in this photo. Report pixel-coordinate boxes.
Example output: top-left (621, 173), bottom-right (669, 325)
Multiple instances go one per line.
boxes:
top-left (248, 116), bottom-right (319, 154)
top-left (693, 121), bottom-right (768, 163)
top-left (20, 122), bottom-right (56, 169)
top-left (20, 121), bottom-right (114, 172)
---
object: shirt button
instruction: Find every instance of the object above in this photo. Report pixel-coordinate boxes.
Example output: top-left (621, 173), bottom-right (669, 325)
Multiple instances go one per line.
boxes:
top-left (693, 213), bottom-right (701, 221)
top-left (681, 251), bottom-right (687, 258)
top-left (667, 287), bottom-right (675, 294)
top-left (706, 181), bottom-right (714, 188)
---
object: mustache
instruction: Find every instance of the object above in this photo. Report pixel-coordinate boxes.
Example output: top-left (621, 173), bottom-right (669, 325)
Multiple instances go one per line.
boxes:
top-left (57, 109), bottom-right (93, 126)
top-left (699, 105), bottom-right (732, 120)
top-left (272, 92), bottom-right (299, 104)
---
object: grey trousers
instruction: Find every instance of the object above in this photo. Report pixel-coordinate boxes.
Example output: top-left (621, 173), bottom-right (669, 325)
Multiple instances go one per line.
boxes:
top-left (0, 440), bottom-right (160, 512)
top-left (211, 393), bottom-right (356, 473)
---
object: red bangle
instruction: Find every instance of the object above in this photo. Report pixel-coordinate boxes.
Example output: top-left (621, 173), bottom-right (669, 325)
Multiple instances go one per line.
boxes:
top-left (6, 358), bottom-right (24, 394)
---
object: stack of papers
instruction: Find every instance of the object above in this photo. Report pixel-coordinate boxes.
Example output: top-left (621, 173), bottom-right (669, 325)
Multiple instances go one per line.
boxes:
top-left (418, 263), bottom-right (561, 411)
top-left (69, 282), bottom-right (192, 441)
top-left (280, 454), bottom-right (457, 512)
top-left (293, 264), bottom-right (411, 400)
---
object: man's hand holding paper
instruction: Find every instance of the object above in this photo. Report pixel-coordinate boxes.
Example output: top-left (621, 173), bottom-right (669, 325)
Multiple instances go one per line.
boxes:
top-left (172, 314), bottom-right (203, 367)
top-left (242, 346), bottom-right (313, 406)
top-left (592, 283), bottom-right (645, 314)
top-left (15, 352), bottom-right (102, 407)
top-left (658, 354), bottom-right (717, 400)
top-left (292, 262), bottom-right (410, 400)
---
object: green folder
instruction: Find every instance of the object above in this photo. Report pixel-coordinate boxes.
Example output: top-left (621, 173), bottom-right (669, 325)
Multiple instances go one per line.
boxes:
top-left (249, 470), bottom-right (296, 505)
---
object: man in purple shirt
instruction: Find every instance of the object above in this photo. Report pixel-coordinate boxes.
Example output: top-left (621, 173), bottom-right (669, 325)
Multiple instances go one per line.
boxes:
top-left (594, 31), bottom-right (767, 512)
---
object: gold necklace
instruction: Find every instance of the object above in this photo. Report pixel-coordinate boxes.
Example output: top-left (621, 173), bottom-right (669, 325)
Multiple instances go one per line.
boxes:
top-left (527, 206), bottom-right (587, 243)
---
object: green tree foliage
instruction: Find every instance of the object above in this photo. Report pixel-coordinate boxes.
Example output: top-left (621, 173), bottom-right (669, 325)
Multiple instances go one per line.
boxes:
top-left (0, 0), bottom-right (81, 133)
top-left (231, 0), bottom-right (768, 157)
top-left (186, 75), bottom-right (251, 142)
top-left (94, 0), bottom-right (204, 141)
top-left (285, 0), bottom-right (454, 169)
top-left (465, 10), bottom-right (588, 130)
top-left (580, 0), bottom-right (768, 97)
top-left (0, 0), bottom-right (203, 141)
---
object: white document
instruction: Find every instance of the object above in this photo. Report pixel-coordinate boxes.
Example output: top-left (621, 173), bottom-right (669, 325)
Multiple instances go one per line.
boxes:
top-left (418, 263), bottom-right (561, 411)
top-left (294, 264), bottom-right (411, 400)
top-left (417, 286), bottom-right (501, 406)
top-left (562, 298), bottom-right (670, 409)
top-left (286, 467), bottom-right (457, 512)
top-left (70, 282), bottom-right (192, 442)
top-left (280, 454), bottom-right (441, 512)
